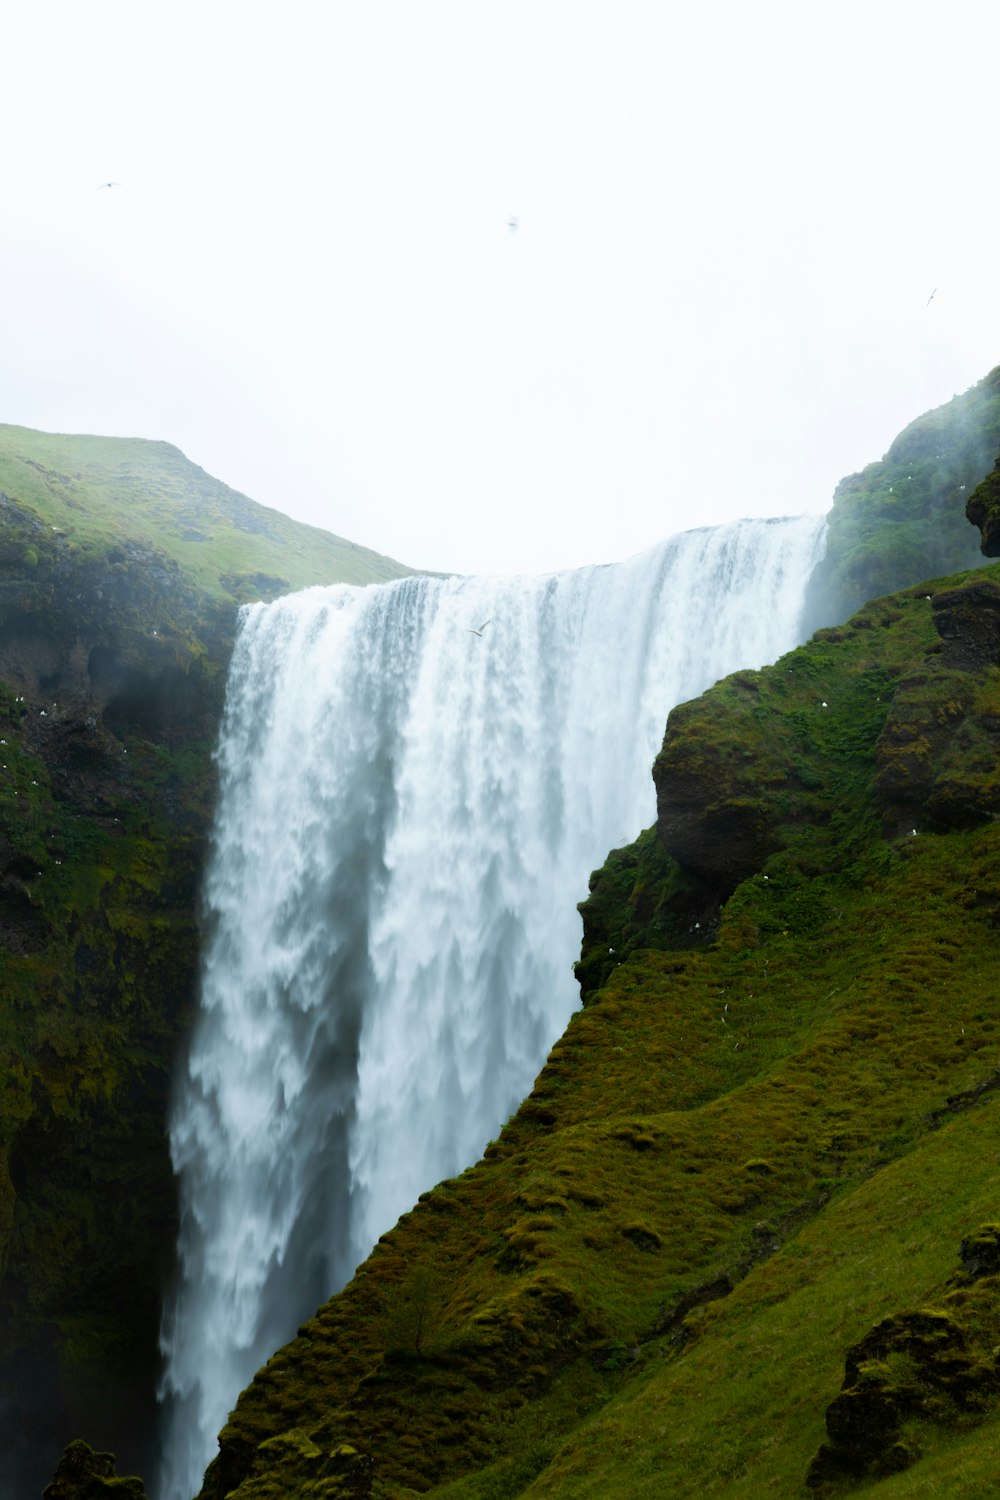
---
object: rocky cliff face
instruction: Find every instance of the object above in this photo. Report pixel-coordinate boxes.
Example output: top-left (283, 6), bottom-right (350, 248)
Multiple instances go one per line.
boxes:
top-left (654, 576), bottom-right (1000, 893)
top-left (0, 495), bottom-right (234, 1492)
top-left (967, 450), bottom-right (1000, 557)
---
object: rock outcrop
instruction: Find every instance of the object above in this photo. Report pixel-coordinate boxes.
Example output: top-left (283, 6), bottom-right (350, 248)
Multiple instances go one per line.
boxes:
top-left (967, 451), bottom-right (1000, 556)
top-left (808, 1233), bottom-right (1000, 1492)
top-left (652, 574), bottom-right (1000, 895)
top-left (43, 1440), bottom-right (148, 1500)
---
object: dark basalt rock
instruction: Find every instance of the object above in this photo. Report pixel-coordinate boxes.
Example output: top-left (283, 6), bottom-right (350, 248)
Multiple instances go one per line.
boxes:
top-left (658, 780), bottom-right (776, 891)
top-left (653, 680), bottom-right (782, 896)
top-left (959, 1224), bottom-right (1000, 1280)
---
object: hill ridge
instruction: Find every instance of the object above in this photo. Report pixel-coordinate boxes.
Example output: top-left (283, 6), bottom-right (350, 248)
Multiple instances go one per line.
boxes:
top-left (0, 423), bottom-right (416, 602)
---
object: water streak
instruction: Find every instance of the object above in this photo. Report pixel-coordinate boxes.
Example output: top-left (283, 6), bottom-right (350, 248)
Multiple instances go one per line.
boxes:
top-left (158, 516), bottom-right (825, 1498)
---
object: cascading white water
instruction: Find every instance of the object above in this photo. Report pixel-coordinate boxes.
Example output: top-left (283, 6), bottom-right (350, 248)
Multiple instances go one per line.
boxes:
top-left (158, 515), bottom-right (825, 1499)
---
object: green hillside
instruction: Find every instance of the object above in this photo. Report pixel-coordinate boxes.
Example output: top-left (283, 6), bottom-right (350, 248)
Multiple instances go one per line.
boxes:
top-left (804, 367), bottom-right (1000, 630)
top-left (195, 546), bottom-right (1000, 1495)
top-left (0, 424), bottom-right (412, 602)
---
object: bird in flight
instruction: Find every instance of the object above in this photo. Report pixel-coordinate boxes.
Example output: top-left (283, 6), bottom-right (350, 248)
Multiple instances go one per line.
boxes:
top-left (468, 619), bottom-right (492, 638)
top-left (98, 181), bottom-right (121, 189)
top-left (507, 216), bottom-right (519, 233)
top-left (926, 287), bottom-right (937, 306)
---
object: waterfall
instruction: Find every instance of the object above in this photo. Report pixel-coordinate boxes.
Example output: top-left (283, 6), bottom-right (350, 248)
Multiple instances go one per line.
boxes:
top-left (157, 515), bottom-right (825, 1499)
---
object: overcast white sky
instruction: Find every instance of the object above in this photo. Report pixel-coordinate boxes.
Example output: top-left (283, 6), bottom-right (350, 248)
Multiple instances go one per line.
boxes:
top-left (1, 1), bottom-right (998, 576)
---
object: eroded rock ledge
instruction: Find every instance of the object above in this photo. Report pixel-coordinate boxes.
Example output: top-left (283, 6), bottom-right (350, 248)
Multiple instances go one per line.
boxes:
top-left (654, 575), bottom-right (1000, 896)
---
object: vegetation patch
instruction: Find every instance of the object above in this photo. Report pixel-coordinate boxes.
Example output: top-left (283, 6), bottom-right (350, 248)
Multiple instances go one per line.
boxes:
top-left (0, 425), bottom-right (413, 601)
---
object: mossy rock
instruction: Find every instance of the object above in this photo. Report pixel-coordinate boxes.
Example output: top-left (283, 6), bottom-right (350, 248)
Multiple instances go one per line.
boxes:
top-left (808, 1240), bottom-right (1000, 1492)
top-left (967, 452), bottom-right (1000, 556)
top-left (959, 1223), bottom-right (1000, 1280)
top-left (43, 1439), bottom-right (148, 1499)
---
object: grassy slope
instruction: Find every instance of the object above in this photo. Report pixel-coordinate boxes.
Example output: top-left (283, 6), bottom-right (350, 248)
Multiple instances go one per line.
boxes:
top-left (0, 424), bottom-right (414, 600)
top-left (195, 563), bottom-right (1000, 1500)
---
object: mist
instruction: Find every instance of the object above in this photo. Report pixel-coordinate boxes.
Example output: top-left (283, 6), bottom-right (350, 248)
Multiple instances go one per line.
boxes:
top-left (1, 1), bottom-right (999, 573)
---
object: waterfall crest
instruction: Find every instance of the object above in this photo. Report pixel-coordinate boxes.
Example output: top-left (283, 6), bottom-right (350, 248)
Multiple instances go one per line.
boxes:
top-left (158, 516), bottom-right (825, 1499)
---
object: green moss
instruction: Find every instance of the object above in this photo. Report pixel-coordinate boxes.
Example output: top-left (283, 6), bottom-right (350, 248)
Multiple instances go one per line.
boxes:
top-left (575, 828), bottom-right (691, 1002)
top-left (966, 451), bottom-right (1000, 556)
